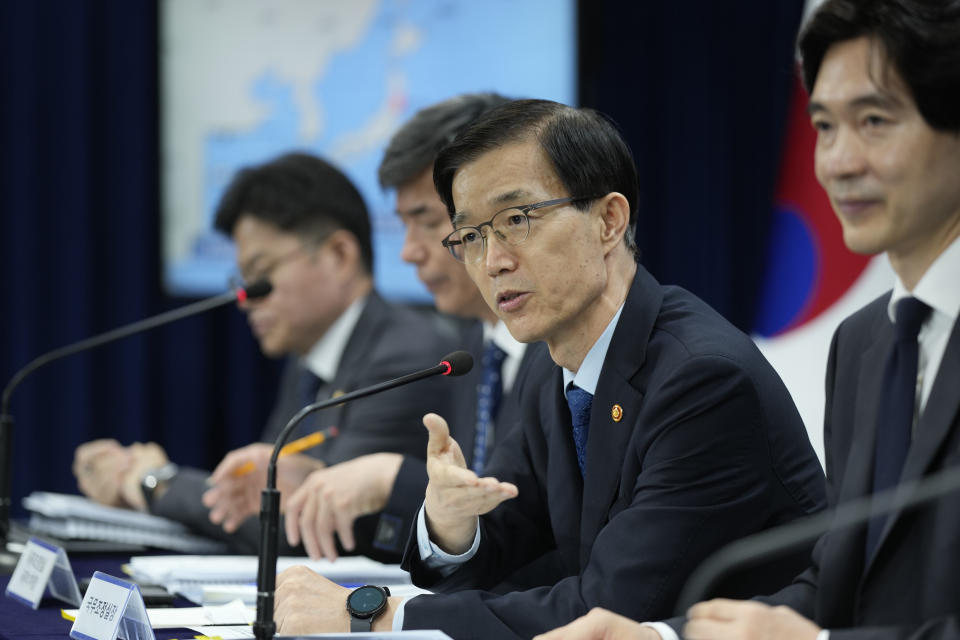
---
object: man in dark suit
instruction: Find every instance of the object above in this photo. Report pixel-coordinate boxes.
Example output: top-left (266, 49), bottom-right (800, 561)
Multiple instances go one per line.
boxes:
top-left (537, 1), bottom-right (960, 639)
top-left (277, 94), bottom-right (555, 568)
top-left (73, 152), bottom-right (458, 560)
top-left (270, 100), bottom-right (826, 637)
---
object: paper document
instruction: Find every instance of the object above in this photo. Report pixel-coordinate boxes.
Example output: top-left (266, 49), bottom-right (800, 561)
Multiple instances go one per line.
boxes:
top-left (129, 554), bottom-right (412, 604)
top-left (129, 554), bottom-right (410, 583)
top-left (275, 632), bottom-right (453, 639)
top-left (24, 492), bottom-right (227, 553)
top-left (202, 582), bottom-right (433, 606)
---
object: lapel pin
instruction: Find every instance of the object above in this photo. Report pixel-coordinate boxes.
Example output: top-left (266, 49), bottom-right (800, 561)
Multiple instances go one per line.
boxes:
top-left (611, 404), bottom-right (623, 422)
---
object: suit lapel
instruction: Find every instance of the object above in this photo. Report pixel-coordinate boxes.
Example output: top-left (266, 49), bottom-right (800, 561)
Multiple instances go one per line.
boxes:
top-left (542, 368), bottom-right (584, 571)
top-left (819, 306), bottom-right (890, 621)
top-left (578, 268), bottom-right (659, 564)
top-left (866, 314), bottom-right (960, 574)
top-left (314, 293), bottom-right (387, 435)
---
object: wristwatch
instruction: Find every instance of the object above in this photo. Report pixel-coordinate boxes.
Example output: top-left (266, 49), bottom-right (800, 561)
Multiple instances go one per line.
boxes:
top-left (140, 463), bottom-right (179, 506)
top-left (346, 584), bottom-right (391, 632)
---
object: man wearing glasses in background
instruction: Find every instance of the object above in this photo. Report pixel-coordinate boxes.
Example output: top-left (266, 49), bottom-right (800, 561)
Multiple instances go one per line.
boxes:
top-left (73, 152), bottom-right (458, 561)
top-left (270, 100), bottom-right (826, 638)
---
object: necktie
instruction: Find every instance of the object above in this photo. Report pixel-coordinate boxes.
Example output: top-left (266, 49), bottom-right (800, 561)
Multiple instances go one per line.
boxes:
top-left (297, 367), bottom-right (324, 407)
top-left (865, 296), bottom-right (931, 562)
top-left (296, 367), bottom-right (324, 434)
top-left (472, 341), bottom-right (507, 474)
top-left (566, 384), bottom-right (593, 476)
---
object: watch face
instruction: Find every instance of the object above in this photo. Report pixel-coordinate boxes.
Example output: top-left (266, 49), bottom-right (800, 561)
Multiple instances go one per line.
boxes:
top-left (347, 585), bottom-right (386, 615)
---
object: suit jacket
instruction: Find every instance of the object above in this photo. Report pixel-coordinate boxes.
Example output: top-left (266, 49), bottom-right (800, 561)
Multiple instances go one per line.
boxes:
top-left (742, 293), bottom-right (960, 639)
top-left (151, 291), bottom-right (460, 560)
top-left (401, 267), bottom-right (827, 639)
top-left (380, 322), bottom-right (555, 567)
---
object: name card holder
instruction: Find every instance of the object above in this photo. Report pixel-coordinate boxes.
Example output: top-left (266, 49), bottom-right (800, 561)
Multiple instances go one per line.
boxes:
top-left (69, 571), bottom-right (155, 640)
top-left (4, 537), bottom-right (82, 609)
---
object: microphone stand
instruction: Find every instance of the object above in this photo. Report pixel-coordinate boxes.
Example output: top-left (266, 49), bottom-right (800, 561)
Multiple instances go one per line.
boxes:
top-left (675, 463), bottom-right (960, 614)
top-left (253, 355), bottom-right (469, 640)
top-left (0, 282), bottom-right (271, 573)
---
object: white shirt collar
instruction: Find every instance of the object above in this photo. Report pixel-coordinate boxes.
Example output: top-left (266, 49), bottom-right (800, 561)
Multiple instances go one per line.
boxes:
top-left (562, 304), bottom-right (625, 396)
top-left (302, 295), bottom-right (368, 382)
top-left (483, 320), bottom-right (526, 363)
top-left (483, 320), bottom-right (527, 393)
top-left (888, 235), bottom-right (960, 325)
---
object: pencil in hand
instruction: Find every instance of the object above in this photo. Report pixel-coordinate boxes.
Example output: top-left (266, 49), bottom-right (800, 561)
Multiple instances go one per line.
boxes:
top-left (231, 425), bottom-right (340, 477)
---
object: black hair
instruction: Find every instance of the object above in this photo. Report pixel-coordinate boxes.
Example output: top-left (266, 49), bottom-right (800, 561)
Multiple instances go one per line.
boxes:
top-left (799, 0), bottom-right (960, 133)
top-left (433, 99), bottom-right (640, 257)
top-left (214, 152), bottom-right (373, 273)
top-left (378, 92), bottom-right (511, 189)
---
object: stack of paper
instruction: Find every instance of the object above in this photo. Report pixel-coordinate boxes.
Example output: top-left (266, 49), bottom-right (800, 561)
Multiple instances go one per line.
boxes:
top-left (128, 554), bottom-right (413, 604)
top-left (23, 492), bottom-right (227, 554)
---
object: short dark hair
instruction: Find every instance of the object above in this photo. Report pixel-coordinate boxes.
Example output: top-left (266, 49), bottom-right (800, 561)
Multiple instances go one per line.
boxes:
top-left (799, 0), bottom-right (960, 133)
top-left (433, 99), bottom-right (640, 257)
top-left (378, 92), bottom-right (511, 189)
top-left (214, 152), bottom-right (373, 273)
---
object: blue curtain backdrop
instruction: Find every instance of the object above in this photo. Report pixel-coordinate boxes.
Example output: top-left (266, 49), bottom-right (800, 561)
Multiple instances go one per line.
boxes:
top-left (0, 1), bottom-right (281, 518)
top-left (0, 0), bottom-right (803, 518)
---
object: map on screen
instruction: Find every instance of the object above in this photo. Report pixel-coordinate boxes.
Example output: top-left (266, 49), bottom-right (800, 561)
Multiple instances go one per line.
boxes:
top-left (160, 0), bottom-right (576, 300)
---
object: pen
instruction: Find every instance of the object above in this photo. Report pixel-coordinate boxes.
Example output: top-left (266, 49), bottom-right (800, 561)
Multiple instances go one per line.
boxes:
top-left (231, 425), bottom-right (340, 477)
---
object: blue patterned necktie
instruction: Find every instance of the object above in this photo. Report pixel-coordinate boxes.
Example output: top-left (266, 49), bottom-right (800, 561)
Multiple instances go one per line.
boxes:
top-left (865, 297), bottom-right (930, 562)
top-left (566, 384), bottom-right (593, 476)
top-left (472, 341), bottom-right (507, 475)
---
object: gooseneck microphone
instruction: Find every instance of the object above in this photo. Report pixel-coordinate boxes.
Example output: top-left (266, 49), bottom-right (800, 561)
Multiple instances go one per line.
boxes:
top-left (675, 462), bottom-right (960, 614)
top-left (0, 280), bottom-right (272, 571)
top-left (253, 350), bottom-right (473, 640)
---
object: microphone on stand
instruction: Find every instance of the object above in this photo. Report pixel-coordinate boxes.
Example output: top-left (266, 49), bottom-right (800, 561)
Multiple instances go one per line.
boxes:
top-left (252, 350), bottom-right (474, 640)
top-left (0, 280), bottom-right (273, 572)
top-left (675, 462), bottom-right (960, 614)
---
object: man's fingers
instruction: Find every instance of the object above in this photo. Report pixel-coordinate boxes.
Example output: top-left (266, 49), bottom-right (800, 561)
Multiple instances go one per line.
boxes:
top-left (423, 413), bottom-right (452, 457)
top-left (299, 494), bottom-right (321, 559)
top-left (201, 486), bottom-right (221, 508)
top-left (75, 439), bottom-right (120, 466)
top-left (284, 488), bottom-right (308, 548)
top-left (334, 507), bottom-right (355, 552)
top-left (315, 501), bottom-right (339, 561)
top-left (687, 598), bottom-right (743, 622)
top-left (210, 450), bottom-right (249, 484)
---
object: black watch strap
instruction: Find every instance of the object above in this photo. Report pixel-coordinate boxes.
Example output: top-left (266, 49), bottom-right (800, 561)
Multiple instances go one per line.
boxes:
top-left (350, 615), bottom-right (373, 632)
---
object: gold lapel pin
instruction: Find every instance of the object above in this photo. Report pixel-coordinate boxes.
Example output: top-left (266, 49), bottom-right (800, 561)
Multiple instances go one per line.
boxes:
top-left (611, 404), bottom-right (623, 422)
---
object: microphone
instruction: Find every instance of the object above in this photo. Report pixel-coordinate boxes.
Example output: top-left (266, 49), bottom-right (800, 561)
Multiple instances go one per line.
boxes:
top-left (675, 462), bottom-right (960, 614)
top-left (0, 280), bottom-right (272, 570)
top-left (252, 350), bottom-right (473, 640)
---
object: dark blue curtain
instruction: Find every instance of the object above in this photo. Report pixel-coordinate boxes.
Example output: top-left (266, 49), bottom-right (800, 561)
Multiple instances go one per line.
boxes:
top-left (0, 0), bottom-right (802, 517)
top-left (0, 1), bottom-right (280, 518)
top-left (580, 1), bottom-right (805, 330)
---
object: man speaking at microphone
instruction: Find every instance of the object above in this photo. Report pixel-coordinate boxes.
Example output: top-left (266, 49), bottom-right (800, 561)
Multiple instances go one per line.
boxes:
top-left (277, 94), bottom-right (558, 574)
top-left (270, 100), bottom-right (826, 637)
top-left (72, 152), bottom-right (459, 561)
top-left (536, 1), bottom-right (960, 638)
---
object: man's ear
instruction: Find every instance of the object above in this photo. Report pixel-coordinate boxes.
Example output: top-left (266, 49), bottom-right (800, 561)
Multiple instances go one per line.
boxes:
top-left (596, 192), bottom-right (631, 254)
top-left (319, 229), bottom-right (361, 275)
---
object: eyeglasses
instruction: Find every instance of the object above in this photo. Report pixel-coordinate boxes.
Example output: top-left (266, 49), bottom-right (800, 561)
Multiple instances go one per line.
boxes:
top-left (441, 195), bottom-right (601, 264)
top-left (228, 244), bottom-right (311, 294)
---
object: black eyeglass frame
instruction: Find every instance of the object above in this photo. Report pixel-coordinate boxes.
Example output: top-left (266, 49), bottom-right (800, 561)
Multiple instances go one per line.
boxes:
top-left (440, 195), bottom-right (602, 264)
